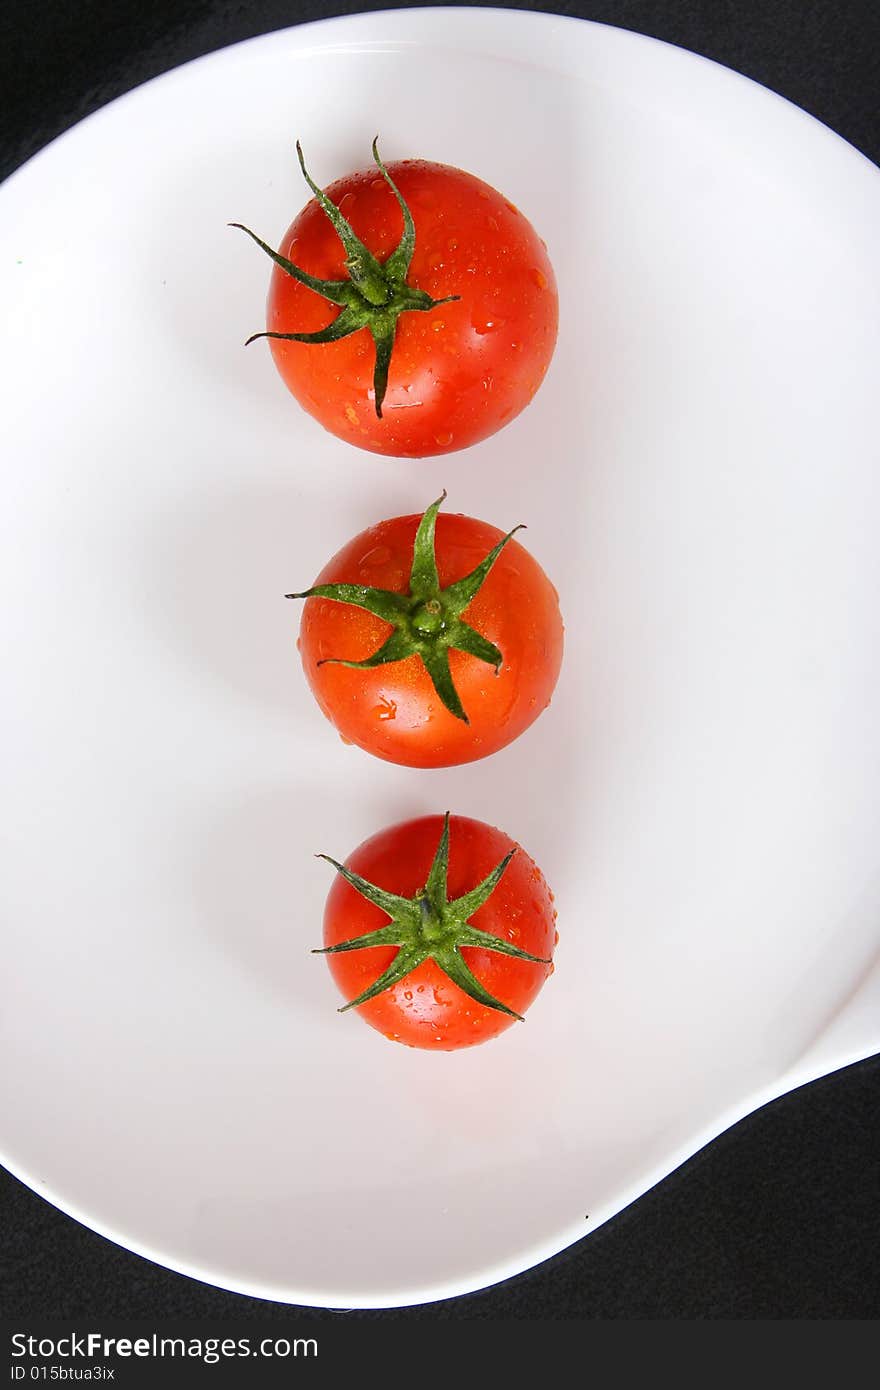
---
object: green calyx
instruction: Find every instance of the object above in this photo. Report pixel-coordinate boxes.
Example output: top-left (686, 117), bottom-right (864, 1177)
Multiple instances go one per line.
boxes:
top-left (286, 492), bottom-right (525, 723)
top-left (231, 137), bottom-right (459, 417)
top-left (316, 814), bottom-right (550, 1018)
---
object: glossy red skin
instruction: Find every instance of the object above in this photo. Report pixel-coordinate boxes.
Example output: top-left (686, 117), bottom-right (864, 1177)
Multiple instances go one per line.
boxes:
top-left (323, 815), bottom-right (557, 1050)
top-left (298, 511), bottom-right (564, 768)
top-left (265, 158), bottom-right (558, 456)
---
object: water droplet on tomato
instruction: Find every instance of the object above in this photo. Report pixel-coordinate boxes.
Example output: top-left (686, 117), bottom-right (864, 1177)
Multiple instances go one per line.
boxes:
top-left (504, 200), bottom-right (519, 216)
top-left (531, 267), bottom-right (548, 290)
top-left (472, 313), bottom-right (506, 336)
top-left (404, 990), bottom-right (413, 1001)
top-left (370, 177), bottom-right (385, 190)
top-left (481, 374), bottom-right (494, 391)
top-left (338, 733), bottom-right (354, 746)
top-left (372, 696), bottom-right (397, 721)
top-left (554, 929), bottom-right (560, 945)
top-left (296, 637), bottom-right (302, 653)
top-left (434, 431), bottom-right (453, 447)
top-left (344, 404), bottom-right (359, 426)
top-left (446, 236), bottom-right (459, 251)
top-left (506, 927), bottom-right (519, 941)
top-left (432, 320), bottom-right (446, 332)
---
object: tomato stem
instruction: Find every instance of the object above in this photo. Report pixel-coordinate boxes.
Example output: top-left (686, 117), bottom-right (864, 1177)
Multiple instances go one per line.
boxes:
top-left (317, 813), bottom-right (549, 1017)
top-left (287, 494), bottom-right (524, 723)
top-left (232, 138), bottom-right (460, 416)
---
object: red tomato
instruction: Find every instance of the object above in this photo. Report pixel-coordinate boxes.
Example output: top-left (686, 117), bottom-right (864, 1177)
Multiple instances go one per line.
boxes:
top-left (320, 814), bottom-right (557, 1050)
top-left (294, 498), bottom-right (564, 768)
top-left (241, 146), bottom-right (558, 456)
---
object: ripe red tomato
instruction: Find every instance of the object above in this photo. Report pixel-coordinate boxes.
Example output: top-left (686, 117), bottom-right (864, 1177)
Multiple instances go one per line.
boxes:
top-left (319, 814), bottom-right (557, 1050)
top-left (235, 141), bottom-right (558, 456)
top-left (291, 494), bottom-right (564, 768)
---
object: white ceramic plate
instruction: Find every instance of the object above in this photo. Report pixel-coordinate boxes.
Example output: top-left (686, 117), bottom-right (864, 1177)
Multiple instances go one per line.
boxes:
top-left (2, 8), bottom-right (879, 1309)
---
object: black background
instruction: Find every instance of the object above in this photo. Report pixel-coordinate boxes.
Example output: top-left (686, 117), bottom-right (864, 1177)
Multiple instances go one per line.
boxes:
top-left (2, 0), bottom-right (879, 1322)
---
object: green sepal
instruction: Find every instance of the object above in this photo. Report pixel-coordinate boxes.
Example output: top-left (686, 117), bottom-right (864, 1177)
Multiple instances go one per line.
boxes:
top-left (433, 947), bottom-right (524, 1021)
top-left (445, 848), bottom-right (517, 921)
top-left (314, 921), bottom-right (410, 954)
top-left (424, 811), bottom-right (450, 904)
top-left (233, 138), bottom-right (460, 416)
top-left (316, 627), bottom-right (415, 672)
top-left (446, 620), bottom-right (503, 673)
top-left (294, 140), bottom-right (388, 304)
top-left (246, 306), bottom-right (363, 349)
top-left (409, 491), bottom-right (445, 598)
top-left (337, 946), bottom-right (428, 1013)
top-left (419, 645), bottom-right (468, 722)
top-left (370, 325), bottom-right (395, 420)
top-left (288, 493), bottom-right (525, 723)
top-left (317, 814), bottom-right (551, 1021)
top-left (456, 923), bottom-right (551, 965)
top-left (228, 222), bottom-right (353, 305)
top-left (285, 582), bottom-right (409, 624)
top-left (315, 854), bottom-right (418, 923)
top-left (372, 136), bottom-right (416, 282)
top-left (442, 525), bottom-right (527, 611)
